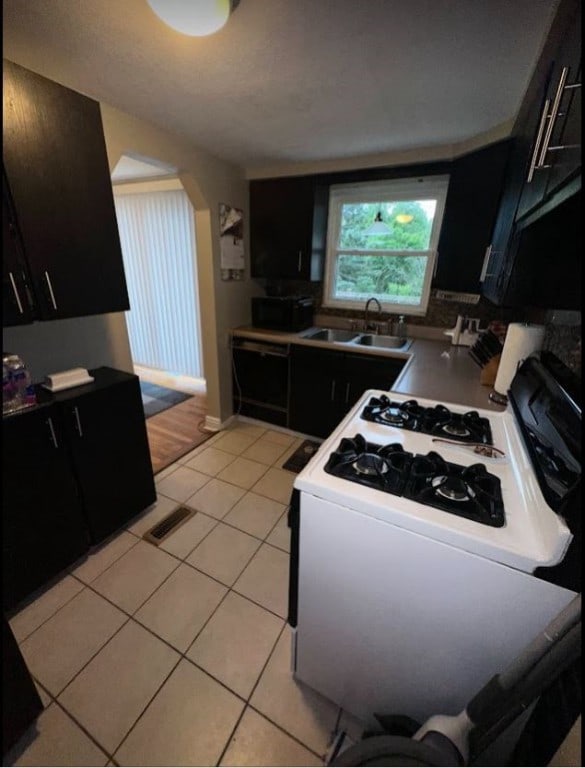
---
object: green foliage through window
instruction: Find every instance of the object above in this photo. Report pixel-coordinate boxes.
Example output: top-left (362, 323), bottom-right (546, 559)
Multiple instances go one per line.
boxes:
top-left (338, 200), bottom-right (435, 250)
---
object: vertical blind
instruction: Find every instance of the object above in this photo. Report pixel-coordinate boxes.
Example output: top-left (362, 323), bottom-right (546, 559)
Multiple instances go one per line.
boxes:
top-left (113, 188), bottom-right (202, 378)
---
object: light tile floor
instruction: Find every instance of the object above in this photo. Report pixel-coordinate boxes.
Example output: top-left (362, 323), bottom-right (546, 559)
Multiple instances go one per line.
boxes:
top-left (6, 419), bottom-right (362, 767)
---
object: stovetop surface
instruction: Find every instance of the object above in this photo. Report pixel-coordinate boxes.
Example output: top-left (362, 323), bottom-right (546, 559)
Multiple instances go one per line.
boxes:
top-left (295, 388), bottom-right (572, 572)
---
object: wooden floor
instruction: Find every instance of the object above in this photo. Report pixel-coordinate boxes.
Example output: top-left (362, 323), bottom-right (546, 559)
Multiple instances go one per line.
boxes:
top-left (145, 394), bottom-right (211, 474)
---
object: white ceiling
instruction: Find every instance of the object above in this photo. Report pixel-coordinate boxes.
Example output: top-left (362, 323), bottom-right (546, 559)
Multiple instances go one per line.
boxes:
top-left (3, 0), bottom-right (559, 175)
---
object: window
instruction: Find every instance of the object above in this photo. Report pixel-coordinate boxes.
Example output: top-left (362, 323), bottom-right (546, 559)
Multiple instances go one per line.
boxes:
top-left (323, 175), bottom-right (450, 314)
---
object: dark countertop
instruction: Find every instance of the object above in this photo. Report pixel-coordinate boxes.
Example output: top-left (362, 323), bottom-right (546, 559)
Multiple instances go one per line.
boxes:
top-left (231, 327), bottom-right (505, 413)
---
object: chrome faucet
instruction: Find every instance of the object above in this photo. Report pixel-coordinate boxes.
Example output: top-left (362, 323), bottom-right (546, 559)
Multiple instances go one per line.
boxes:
top-left (364, 297), bottom-right (382, 332)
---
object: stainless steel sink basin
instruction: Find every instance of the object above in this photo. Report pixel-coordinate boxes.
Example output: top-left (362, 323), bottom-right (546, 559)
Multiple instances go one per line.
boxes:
top-left (355, 334), bottom-right (410, 350)
top-left (302, 328), bottom-right (360, 343)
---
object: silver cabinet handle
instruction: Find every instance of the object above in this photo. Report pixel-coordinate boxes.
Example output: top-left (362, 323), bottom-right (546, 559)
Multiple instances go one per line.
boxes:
top-left (47, 417), bottom-right (59, 448)
top-left (345, 382), bottom-right (351, 403)
top-left (537, 67), bottom-right (570, 168)
top-left (8, 272), bottom-right (24, 314)
top-left (73, 406), bottom-right (83, 437)
top-left (298, 251), bottom-right (302, 272)
top-left (330, 380), bottom-right (336, 400)
top-left (526, 98), bottom-right (551, 182)
top-left (479, 245), bottom-right (500, 280)
top-left (44, 270), bottom-right (58, 310)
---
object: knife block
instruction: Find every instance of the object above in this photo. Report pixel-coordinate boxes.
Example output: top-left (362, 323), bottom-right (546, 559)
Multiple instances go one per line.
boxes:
top-left (480, 354), bottom-right (501, 387)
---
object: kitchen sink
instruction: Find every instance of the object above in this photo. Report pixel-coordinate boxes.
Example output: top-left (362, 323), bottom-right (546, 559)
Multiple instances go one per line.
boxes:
top-left (355, 334), bottom-right (411, 350)
top-left (302, 328), bottom-right (360, 343)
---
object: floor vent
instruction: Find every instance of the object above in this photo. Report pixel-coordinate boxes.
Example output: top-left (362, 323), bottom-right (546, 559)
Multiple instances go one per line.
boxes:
top-left (143, 506), bottom-right (195, 545)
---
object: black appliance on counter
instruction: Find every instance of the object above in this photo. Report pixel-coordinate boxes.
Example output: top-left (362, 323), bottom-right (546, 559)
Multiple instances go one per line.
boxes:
top-left (251, 295), bottom-right (314, 332)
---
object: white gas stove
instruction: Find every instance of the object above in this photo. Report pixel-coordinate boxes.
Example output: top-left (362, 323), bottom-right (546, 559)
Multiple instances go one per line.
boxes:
top-left (294, 390), bottom-right (571, 573)
top-left (288, 354), bottom-right (581, 726)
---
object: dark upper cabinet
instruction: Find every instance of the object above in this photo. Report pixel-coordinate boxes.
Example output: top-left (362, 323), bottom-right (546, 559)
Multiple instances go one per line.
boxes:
top-left (482, 0), bottom-right (581, 306)
top-left (3, 173), bottom-right (35, 326)
top-left (250, 176), bottom-right (327, 280)
top-left (516, 1), bottom-right (581, 222)
top-left (2, 59), bottom-right (129, 324)
top-left (434, 140), bottom-right (511, 293)
top-left (2, 403), bottom-right (89, 612)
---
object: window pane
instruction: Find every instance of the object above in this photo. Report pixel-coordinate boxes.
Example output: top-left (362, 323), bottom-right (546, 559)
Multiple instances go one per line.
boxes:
top-left (333, 253), bottom-right (428, 305)
top-left (339, 200), bottom-right (436, 250)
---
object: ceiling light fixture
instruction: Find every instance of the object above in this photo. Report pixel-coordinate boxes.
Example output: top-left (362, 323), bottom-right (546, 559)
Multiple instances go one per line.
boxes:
top-left (364, 210), bottom-right (391, 236)
top-left (146, 0), bottom-right (240, 37)
top-left (395, 213), bottom-right (414, 224)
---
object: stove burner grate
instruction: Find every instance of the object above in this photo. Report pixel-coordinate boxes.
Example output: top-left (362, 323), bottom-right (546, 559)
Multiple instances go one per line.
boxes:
top-left (404, 451), bottom-right (504, 527)
top-left (324, 434), bottom-right (412, 494)
top-left (360, 397), bottom-right (493, 444)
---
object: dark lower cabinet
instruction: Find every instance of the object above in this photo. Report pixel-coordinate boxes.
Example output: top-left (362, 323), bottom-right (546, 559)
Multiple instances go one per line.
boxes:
top-left (289, 347), bottom-right (346, 438)
top-left (289, 346), bottom-right (405, 438)
top-left (2, 614), bottom-right (43, 756)
top-left (2, 367), bottom-right (156, 612)
top-left (57, 369), bottom-right (157, 544)
top-left (2, 404), bottom-right (89, 612)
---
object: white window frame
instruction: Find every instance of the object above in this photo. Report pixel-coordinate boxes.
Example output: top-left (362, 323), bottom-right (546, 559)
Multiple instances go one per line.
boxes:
top-left (322, 175), bottom-right (450, 315)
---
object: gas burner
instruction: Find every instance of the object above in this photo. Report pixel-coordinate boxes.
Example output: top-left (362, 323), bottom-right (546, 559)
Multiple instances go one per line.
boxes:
top-left (443, 423), bottom-right (471, 438)
top-left (324, 434), bottom-right (412, 494)
top-left (380, 407), bottom-right (411, 425)
top-left (403, 451), bottom-right (505, 527)
top-left (360, 397), bottom-right (424, 431)
top-left (353, 453), bottom-right (389, 476)
top-left (423, 406), bottom-right (493, 444)
top-left (432, 475), bottom-right (476, 502)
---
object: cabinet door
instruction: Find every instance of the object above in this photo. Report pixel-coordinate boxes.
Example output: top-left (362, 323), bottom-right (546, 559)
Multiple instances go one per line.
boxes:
top-left (60, 373), bottom-right (156, 544)
top-left (3, 60), bottom-right (130, 320)
top-left (435, 140), bottom-right (511, 293)
top-left (250, 177), bottom-right (316, 279)
top-left (515, 0), bottom-right (581, 222)
top-left (2, 406), bottom-right (89, 612)
top-left (2, 614), bottom-right (43, 753)
top-left (343, 353), bottom-right (406, 411)
top-left (543, 5), bottom-right (581, 197)
top-left (289, 346), bottom-right (345, 438)
top-left (3, 175), bottom-right (34, 326)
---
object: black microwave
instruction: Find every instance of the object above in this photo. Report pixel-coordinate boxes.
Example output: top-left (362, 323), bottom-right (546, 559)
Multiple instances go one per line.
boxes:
top-left (251, 296), bottom-right (314, 332)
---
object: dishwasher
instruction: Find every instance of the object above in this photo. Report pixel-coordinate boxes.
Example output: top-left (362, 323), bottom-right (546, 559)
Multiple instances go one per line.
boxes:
top-left (231, 337), bottom-right (290, 427)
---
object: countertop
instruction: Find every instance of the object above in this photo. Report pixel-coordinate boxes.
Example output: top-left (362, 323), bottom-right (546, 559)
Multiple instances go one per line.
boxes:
top-left (231, 327), bottom-right (506, 413)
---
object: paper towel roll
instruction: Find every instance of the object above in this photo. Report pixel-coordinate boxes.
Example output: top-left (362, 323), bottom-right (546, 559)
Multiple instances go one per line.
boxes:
top-left (494, 323), bottom-right (545, 395)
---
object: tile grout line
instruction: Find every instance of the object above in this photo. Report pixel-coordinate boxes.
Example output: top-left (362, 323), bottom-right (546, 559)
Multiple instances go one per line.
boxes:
top-left (214, 622), bottom-right (288, 767)
top-left (15, 483), bottom-right (289, 652)
top-left (10, 529), bottom-right (142, 645)
top-left (14, 422), bottom-right (302, 763)
top-left (61, 549), bottom-right (314, 761)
